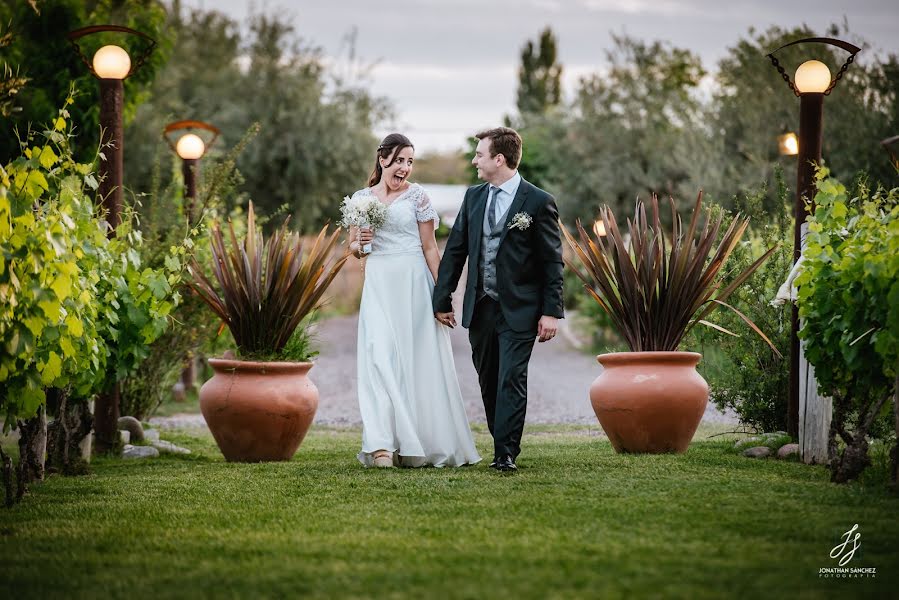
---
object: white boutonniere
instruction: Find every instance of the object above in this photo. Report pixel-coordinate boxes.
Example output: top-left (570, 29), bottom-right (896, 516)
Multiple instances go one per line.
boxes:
top-left (508, 212), bottom-right (532, 231)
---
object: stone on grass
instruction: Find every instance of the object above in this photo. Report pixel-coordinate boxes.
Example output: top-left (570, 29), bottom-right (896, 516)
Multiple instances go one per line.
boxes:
top-left (152, 440), bottom-right (191, 455)
top-left (119, 430), bottom-right (130, 444)
top-left (743, 446), bottom-right (771, 458)
top-left (777, 443), bottom-right (799, 459)
top-left (122, 444), bottom-right (159, 459)
top-left (143, 429), bottom-right (160, 443)
top-left (117, 416), bottom-right (144, 442)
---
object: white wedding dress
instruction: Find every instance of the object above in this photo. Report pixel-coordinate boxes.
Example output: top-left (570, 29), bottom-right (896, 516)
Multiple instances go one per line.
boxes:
top-left (354, 183), bottom-right (480, 468)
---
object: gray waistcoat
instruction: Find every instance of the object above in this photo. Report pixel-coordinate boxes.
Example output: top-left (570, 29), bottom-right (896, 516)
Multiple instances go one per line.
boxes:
top-left (477, 208), bottom-right (507, 301)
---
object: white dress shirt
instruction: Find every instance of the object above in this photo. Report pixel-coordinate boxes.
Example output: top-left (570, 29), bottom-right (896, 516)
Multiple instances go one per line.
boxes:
top-left (484, 171), bottom-right (521, 229)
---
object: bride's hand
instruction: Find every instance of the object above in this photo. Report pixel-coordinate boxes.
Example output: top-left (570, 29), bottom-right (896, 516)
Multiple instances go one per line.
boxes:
top-left (357, 227), bottom-right (374, 245)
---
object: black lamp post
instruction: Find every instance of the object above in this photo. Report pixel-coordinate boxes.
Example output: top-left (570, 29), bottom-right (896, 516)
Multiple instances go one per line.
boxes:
top-left (68, 25), bottom-right (155, 453)
top-left (163, 120), bottom-right (220, 227)
top-left (68, 25), bottom-right (156, 232)
top-left (766, 37), bottom-right (860, 441)
top-left (163, 121), bottom-right (219, 393)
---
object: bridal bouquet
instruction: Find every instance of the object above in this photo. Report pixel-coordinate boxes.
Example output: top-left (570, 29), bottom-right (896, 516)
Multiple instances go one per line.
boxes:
top-left (340, 195), bottom-right (389, 254)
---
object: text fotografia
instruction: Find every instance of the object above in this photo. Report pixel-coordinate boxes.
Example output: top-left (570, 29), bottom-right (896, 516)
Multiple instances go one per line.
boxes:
top-left (818, 567), bottom-right (876, 578)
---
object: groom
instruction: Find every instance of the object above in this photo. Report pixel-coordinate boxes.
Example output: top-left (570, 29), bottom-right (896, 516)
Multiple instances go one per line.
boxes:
top-left (433, 127), bottom-right (564, 472)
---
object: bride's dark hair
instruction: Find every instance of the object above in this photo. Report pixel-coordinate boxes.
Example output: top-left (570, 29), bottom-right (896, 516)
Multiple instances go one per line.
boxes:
top-left (368, 133), bottom-right (414, 187)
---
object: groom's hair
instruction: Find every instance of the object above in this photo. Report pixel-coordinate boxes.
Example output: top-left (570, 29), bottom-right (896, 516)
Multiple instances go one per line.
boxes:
top-left (475, 127), bottom-right (522, 169)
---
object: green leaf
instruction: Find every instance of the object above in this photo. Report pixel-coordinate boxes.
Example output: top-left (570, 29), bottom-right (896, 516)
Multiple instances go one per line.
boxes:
top-left (50, 272), bottom-right (72, 301)
top-left (20, 387), bottom-right (46, 417)
top-left (40, 351), bottom-right (62, 385)
top-left (164, 254), bottom-right (181, 273)
top-left (37, 146), bottom-right (59, 169)
top-left (23, 315), bottom-right (44, 337)
top-left (29, 171), bottom-right (49, 193)
top-left (39, 299), bottom-right (62, 322)
top-left (59, 336), bottom-right (76, 358)
top-left (65, 314), bottom-right (84, 336)
top-left (145, 271), bottom-right (170, 299)
top-left (6, 327), bottom-right (34, 356)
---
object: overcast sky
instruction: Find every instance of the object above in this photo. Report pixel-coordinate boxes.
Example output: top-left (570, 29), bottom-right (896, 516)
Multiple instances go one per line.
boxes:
top-left (180, 0), bottom-right (899, 155)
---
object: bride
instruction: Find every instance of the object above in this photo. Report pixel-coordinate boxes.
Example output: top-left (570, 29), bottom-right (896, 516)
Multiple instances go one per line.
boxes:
top-left (348, 133), bottom-right (480, 468)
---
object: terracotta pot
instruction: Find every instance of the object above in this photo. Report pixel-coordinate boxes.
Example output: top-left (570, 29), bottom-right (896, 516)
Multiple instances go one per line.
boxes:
top-left (200, 358), bottom-right (318, 462)
top-left (590, 352), bottom-right (708, 454)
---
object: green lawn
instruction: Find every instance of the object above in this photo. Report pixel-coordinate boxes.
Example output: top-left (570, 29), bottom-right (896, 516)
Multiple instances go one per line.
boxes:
top-left (1, 424), bottom-right (896, 599)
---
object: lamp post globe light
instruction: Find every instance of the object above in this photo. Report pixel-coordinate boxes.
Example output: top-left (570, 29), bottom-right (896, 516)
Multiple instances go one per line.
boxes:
top-left (778, 132), bottom-right (799, 156)
top-left (68, 25), bottom-right (156, 454)
top-left (163, 120), bottom-right (220, 226)
top-left (67, 25), bottom-right (156, 233)
top-left (92, 45), bottom-right (132, 79)
top-left (766, 37), bottom-right (860, 462)
top-left (176, 133), bottom-right (206, 160)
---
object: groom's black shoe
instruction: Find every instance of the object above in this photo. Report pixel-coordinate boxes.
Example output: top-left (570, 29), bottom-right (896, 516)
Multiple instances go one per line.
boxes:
top-left (494, 455), bottom-right (517, 472)
top-left (489, 456), bottom-right (498, 469)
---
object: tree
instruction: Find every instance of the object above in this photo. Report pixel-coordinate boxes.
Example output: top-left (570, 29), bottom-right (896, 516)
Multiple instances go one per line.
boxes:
top-left (124, 5), bottom-right (389, 233)
top-left (545, 35), bottom-right (710, 225)
top-left (506, 28), bottom-right (566, 191)
top-left (0, 0), bottom-right (168, 164)
top-left (516, 27), bottom-right (562, 116)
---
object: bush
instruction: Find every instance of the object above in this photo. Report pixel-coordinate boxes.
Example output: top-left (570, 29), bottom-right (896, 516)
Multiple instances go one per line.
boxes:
top-left (561, 190), bottom-right (778, 352)
top-left (686, 175), bottom-right (793, 432)
top-left (1, 93), bottom-right (184, 496)
top-left (188, 202), bottom-right (349, 360)
top-left (1, 94), bottom-right (182, 424)
top-left (796, 171), bottom-right (899, 483)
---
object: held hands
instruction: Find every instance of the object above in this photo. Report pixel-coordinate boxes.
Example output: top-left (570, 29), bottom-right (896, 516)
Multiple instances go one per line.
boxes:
top-left (537, 316), bottom-right (558, 343)
top-left (435, 311), bottom-right (456, 328)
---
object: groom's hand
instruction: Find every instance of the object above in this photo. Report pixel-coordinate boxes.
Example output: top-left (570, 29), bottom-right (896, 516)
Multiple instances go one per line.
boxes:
top-left (537, 316), bottom-right (558, 343)
top-left (435, 311), bottom-right (456, 328)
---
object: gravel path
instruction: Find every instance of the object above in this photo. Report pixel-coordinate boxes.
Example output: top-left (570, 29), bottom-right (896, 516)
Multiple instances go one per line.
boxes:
top-left (151, 312), bottom-right (737, 430)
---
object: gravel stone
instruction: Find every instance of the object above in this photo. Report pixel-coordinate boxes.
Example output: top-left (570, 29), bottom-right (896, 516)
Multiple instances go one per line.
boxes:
top-left (743, 446), bottom-right (771, 458)
top-left (777, 443), bottom-right (800, 459)
top-left (122, 445), bottom-right (159, 459)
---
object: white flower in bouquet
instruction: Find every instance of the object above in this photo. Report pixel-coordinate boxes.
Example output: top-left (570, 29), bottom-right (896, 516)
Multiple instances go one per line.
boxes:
top-left (340, 195), bottom-right (389, 254)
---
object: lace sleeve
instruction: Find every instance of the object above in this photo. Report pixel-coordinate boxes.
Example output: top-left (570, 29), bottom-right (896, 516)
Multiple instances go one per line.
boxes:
top-left (413, 185), bottom-right (440, 227)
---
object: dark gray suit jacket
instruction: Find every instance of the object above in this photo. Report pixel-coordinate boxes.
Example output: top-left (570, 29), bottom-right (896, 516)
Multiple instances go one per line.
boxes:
top-left (432, 178), bottom-right (564, 332)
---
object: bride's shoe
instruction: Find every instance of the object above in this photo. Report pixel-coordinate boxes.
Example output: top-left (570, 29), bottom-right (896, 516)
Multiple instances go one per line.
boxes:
top-left (372, 450), bottom-right (394, 468)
